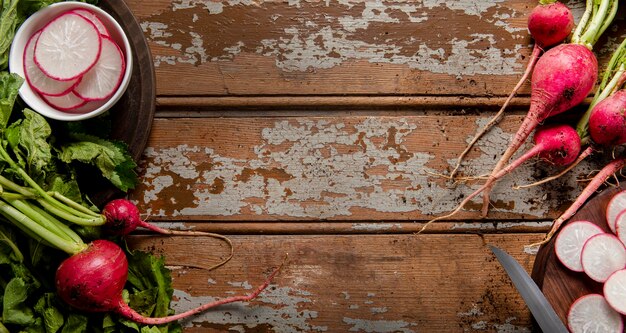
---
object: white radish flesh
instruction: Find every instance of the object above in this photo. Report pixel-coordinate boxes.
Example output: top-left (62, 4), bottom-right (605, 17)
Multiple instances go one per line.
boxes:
top-left (23, 31), bottom-right (79, 96)
top-left (615, 210), bottom-right (626, 246)
top-left (606, 190), bottom-right (626, 233)
top-left (604, 269), bottom-right (626, 315)
top-left (34, 12), bottom-right (101, 81)
top-left (555, 221), bottom-right (604, 272)
top-left (70, 9), bottom-right (109, 36)
top-left (73, 35), bottom-right (124, 101)
top-left (568, 294), bottom-right (623, 333)
top-left (42, 91), bottom-right (86, 111)
top-left (581, 233), bottom-right (626, 283)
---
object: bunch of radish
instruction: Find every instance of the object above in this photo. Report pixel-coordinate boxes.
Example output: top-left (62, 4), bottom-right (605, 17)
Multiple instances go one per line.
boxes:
top-left (23, 8), bottom-right (125, 113)
top-left (554, 189), bottom-right (626, 332)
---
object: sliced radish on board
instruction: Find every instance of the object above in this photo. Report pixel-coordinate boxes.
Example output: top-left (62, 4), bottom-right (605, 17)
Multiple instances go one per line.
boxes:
top-left (41, 91), bottom-right (87, 111)
top-left (555, 220), bottom-right (604, 272)
top-left (73, 35), bottom-right (124, 101)
top-left (70, 9), bottom-right (109, 36)
top-left (615, 211), bottom-right (626, 246)
top-left (34, 12), bottom-right (101, 81)
top-left (568, 294), bottom-right (623, 333)
top-left (581, 233), bottom-right (626, 283)
top-left (606, 190), bottom-right (626, 233)
top-left (23, 31), bottom-right (80, 96)
top-left (604, 269), bottom-right (626, 315)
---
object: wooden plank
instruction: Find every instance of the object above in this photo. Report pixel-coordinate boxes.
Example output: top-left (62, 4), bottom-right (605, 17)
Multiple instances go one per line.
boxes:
top-left (125, 0), bottom-right (625, 97)
top-left (131, 114), bottom-right (607, 222)
top-left (127, 233), bottom-right (543, 332)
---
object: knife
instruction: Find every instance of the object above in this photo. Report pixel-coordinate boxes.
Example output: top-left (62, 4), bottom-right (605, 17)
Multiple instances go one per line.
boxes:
top-left (489, 245), bottom-right (568, 333)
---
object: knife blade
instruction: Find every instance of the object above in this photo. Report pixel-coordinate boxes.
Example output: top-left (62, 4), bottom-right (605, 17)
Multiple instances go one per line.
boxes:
top-left (489, 245), bottom-right (568, 333)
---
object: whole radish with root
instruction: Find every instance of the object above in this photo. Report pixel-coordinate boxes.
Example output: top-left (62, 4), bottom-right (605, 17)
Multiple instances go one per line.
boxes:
top-left (449, 0), bottom-right (574, 179)
top-left (478, 0), bottom-right (618, 217)
top-left (421, 123), bottom-right (581, 231)
top-left (56, 239), bottom-right (284, 325)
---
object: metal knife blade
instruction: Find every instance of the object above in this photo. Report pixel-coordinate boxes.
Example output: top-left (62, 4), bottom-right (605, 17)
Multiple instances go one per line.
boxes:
top-left (489, 245), bottom-right (568, 333)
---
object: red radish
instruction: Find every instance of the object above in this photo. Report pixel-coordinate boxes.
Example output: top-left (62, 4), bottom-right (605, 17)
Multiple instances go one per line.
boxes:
top-left (581, 233), bottom-right (626, 283)
top-left (606, 190), bottom-right (626, 233)
top-left (41, 91), bottom-right (87, 111)
top-left (34, 12), bottom-right (102, 81)
top-left (604, 269), bottom-right (626, 314)
top-left (554, 220), bottom-right (603, 272)
top-left (421, 124), bottom-right (581, 231)
top-left (73, 35), bottom-right (125, 101)
top-left (23, 31), bottom-right (80, 96)
top-left (70, 9), bottom-right (109, 36)
top-left (588, 90), bottom-right (626, 146)
top-left (448, 1), bottom-right (574, 179)
top-left (480, 43), bottom-right (598, 215)
top-left (567, 294), bottom-right (623, 333)
top-left (56, 240), bottom-right (283, 324)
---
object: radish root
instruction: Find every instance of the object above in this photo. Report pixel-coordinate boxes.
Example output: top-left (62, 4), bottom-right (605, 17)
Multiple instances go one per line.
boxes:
top-left (513, 146), bottom-right (594, 190)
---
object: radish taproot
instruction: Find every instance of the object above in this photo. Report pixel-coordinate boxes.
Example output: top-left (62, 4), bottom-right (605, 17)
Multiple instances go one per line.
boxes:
top-left (55, 239), bottom-right (283, 324)
top-left (449, 0), bottom-right (574, 179)
top-left (421, 124), bottom-right (581, 231)
top-left (567, 294), bottom-right (623, 333)
top-left (479, 0), bottom-right (619, 217)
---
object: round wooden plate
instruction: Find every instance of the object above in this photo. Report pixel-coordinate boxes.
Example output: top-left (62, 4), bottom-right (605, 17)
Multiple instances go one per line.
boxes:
top-left (531, 184), bottom-right (626, 326)
top-left (83, 0), bottom-right (156, 205)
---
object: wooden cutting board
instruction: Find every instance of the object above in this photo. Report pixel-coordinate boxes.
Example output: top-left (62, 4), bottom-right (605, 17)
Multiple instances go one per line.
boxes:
top-left (531, 184), bottom-right (626, 325)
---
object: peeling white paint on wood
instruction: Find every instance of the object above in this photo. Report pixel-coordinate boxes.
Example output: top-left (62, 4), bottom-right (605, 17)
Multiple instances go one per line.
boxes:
top-left (139, 117), bottom-right (594, 219)
top-left (342, 317), bottom-right (417, 333)
top-left (141, 0), bottom-right (529, 75)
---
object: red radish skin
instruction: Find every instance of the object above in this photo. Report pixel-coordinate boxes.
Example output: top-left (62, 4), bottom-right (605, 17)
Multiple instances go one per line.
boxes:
top-left (527, 1), bottom-right (574, 48)
top-left (554, 220), bottom-right (603, 272)
top-left (56, 240), bottom-right (283, 324)
top-left (567, 294), bottom-right (623, 333)
top-left (481, 43), bottom-right (598, 216)
top-left (422, 124), bottom-right (580, 231)
top-left (449, 1), bottom-right (574, 179)
top-left (589, 90), bottom-right (626, 146)
top-left (535, 158), bottom-right (626, 246)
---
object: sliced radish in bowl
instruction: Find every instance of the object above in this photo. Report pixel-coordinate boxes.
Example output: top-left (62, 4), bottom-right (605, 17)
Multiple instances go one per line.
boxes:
top-left (34, 12), bottom-right (102, 81)
top-left (42, 91), bottom-right (87, 111)
top-left (23, 30), bottom-right (80, 96)
top-left (606, 190), bottom-right (626, 233)
top-left (73, 35), bottom-right (125, 101)
top-left (567, 294), bottom-right (623, 333)
top-left (555, 220), bottom-right (604, 272)
top-left (581, 233), bottom-right (626, 283)
top-left (70, 9), bottom-right (109, 36)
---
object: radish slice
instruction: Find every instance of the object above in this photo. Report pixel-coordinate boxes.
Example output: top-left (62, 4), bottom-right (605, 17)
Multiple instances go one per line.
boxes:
top-left (70, 9), bottom-right (109, 36)
top-left (23, 31), bottom-right (79, 96)
top-left (73, 35), bottom-right (124, 101)
top-left (555, 220), bottom-right (604, 272)
top-left (616, 211), bottom-right (626, 246)
top-left (41, 91), bottom-right (87, 111)
top-left (34, 12), bottom-right (102, 81)
top-left (607, 190), bottom-right (626, 233)
top-left (568, 294), bottom-right (623, 333)
top-left (604, 269), bottom-right (626, 315)
top-left (581, 233), bottom-right (626, 283)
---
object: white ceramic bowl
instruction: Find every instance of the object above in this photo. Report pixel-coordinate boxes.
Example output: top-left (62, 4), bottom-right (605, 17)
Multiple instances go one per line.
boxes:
top-left (8, 1), bottom-right (133, 121)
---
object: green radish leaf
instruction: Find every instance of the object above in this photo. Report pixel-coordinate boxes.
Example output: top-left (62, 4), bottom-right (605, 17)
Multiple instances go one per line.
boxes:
top-left (0, 72), bottom-right (22, 129)
top-left (2, 277), bottom-right (35, 325)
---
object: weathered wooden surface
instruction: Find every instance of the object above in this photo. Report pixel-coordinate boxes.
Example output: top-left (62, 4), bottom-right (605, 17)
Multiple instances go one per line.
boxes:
top-left (122, 0), bottom-right (626, 331)
top-left (128, 233), bottom-right (542, 333)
